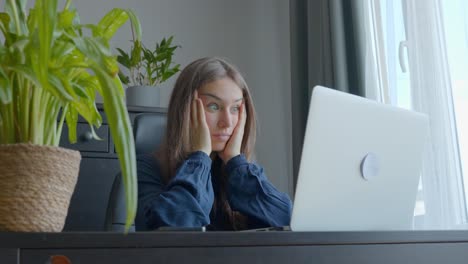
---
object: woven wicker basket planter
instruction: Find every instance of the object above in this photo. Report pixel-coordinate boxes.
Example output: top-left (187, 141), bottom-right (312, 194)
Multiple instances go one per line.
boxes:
top-left (0, 143), bottom-right (81, 232)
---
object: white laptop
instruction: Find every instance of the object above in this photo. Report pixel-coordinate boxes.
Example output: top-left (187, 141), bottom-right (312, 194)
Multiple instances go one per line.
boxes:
top-left (290, 86), bottom-right (429, 231)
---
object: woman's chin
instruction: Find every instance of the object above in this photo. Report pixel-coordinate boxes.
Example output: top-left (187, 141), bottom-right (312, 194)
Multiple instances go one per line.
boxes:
top-left (212, 142), bottom-right (227, 152)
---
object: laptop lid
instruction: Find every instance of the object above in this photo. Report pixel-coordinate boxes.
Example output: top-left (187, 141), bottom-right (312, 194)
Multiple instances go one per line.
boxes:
top-left (290, 86), bottom-right (429, 231)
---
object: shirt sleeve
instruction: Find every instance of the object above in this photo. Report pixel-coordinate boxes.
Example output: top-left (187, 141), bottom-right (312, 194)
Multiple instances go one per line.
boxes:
top-left (137, 151), bottom-right (214, 229)
top-left (225, 154), bottom-right (293, 228)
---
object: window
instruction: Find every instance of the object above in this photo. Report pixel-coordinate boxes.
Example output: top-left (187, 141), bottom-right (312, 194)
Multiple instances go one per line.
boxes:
top-left (442, 0), bottom-right (468, 209)
top-left (366, 0), bottom-right (468, 228)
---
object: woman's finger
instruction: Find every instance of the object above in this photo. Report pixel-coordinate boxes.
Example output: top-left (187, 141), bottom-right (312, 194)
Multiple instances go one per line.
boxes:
top-left (241, 103), bottom-right (247, 126)
top-left (191, 97), bottom-right (198, 127)
top-left (197, 98), bottom-right (206, 125)
top-left (237, 103), bottom-right (247, 133)
top-left (233, 104), bottom-right (246, 142)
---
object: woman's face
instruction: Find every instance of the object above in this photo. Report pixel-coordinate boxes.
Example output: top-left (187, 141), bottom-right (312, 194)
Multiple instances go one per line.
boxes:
top-left (198, 77), bottom-right (244, 152)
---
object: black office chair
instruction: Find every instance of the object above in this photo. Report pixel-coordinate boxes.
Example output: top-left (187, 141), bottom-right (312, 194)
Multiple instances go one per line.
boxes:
top-left (104, 112), bottom-right (166, 232)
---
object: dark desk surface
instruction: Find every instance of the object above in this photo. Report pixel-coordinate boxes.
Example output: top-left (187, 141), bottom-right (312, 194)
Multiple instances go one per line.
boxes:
top-left (1, 231), bottom-right (468, 263)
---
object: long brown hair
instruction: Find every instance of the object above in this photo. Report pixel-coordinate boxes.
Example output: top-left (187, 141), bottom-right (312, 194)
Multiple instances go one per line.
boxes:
top-left (156, 57), bottom-right (257, 229)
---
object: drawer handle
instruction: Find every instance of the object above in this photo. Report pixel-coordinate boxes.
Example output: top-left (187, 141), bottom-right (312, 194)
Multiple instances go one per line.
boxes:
top-left (80, 131), bottom-right (94, 142)
top-left (49, 255), bottom-right (72, 264)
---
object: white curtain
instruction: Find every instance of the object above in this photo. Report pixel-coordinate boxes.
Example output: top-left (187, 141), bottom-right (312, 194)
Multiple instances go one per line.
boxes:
top-left (403, 0), bottom-right (466, 229)
top-left (349, 1), bottom-right (388, 103)
top-left (362, 0), bottom-right (467, 229)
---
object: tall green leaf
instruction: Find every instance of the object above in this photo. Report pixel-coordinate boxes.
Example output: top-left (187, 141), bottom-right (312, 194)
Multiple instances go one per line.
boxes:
top-left (93, 67), bottom-right (136, 231)
top-left (35, 0), bottom-right (57, 90)
top-left (96, 8), bottom-right (141, 42)
top-left (0, 67), bottom-right (12, 104)
top-left (5, 0), bottom-right (28, 35)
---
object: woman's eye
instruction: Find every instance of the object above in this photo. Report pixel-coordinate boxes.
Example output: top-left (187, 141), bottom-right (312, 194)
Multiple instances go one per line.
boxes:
top-left (207, 103), bottom-right (219, 111)
top-left (231, 106), bottom-right (240, 113)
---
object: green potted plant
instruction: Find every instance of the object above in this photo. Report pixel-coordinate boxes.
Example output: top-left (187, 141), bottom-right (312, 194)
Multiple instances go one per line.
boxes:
top-left (0, 0), bottom-right (140, 232)
top-left (116, 36), bottom-right (180, 107)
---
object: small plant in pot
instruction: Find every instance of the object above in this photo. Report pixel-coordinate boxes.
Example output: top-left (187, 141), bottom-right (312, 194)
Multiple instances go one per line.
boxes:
top-left (0, 0), bottom-right (140, 232)
top-left (116, 36), bottom-right (180, 107)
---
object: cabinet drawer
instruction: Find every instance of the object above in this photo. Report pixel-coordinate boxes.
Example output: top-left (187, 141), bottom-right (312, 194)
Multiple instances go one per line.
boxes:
top-left (20, 246), bottom-right (315, 264)
top-left (60, 123), bottom-right (109, 153)
top-left (0, 248), bottom-right (17, 264)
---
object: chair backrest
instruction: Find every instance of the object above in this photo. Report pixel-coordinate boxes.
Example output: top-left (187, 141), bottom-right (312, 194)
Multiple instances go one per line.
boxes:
top-left (133, 113), bottom-right (167, 156)
top-left (104, 112), bottom-right (166, 231)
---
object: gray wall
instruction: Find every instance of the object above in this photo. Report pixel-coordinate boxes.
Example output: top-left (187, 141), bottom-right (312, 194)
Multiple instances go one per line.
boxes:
top-left (74, 0), bottom-right (293, 195)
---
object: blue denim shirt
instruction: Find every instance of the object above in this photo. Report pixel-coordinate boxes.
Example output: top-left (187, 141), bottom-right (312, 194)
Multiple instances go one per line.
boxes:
top-left (137, 151), bottom-right (292, 230)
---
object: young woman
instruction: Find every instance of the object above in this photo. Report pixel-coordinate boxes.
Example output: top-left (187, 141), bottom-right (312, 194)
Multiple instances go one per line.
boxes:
top-left (137, 57), bottom-right (292, 230)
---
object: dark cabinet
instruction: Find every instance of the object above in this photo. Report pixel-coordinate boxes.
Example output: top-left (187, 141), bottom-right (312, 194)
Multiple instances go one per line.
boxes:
top-left (0, 249), bottom-right (16, 263)
top-left (60, 105), bottom-right (166, 231)
top-left (2, 231), bottom-right (468, 264)
top-left (19, 244), bottom-right (468, 264)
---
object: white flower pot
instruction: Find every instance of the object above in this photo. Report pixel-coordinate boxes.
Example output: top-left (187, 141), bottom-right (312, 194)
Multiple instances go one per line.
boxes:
top-left (125, 85), bottom-right (160, 107)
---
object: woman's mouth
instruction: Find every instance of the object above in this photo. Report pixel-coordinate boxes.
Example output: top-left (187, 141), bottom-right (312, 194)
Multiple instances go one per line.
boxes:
top-left (212, 134), bottom-right (231, 141)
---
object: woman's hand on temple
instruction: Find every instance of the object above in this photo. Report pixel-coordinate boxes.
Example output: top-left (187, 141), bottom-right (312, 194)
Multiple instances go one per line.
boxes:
top-left (219, 104), bottom-right (246, 163)
top-left (190, 91), bottom-right (212, 155)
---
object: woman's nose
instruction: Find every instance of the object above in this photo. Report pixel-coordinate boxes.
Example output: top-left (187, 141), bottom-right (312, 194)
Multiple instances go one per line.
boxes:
top-left (218, 109), bottom-right (233, 128)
